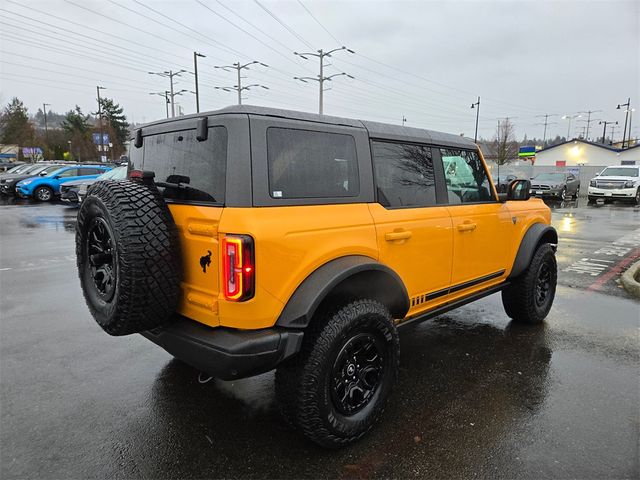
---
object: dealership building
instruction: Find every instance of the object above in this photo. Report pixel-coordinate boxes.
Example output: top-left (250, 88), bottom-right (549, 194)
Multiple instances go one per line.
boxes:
top-left (534, 139), bottom-right (639, 167)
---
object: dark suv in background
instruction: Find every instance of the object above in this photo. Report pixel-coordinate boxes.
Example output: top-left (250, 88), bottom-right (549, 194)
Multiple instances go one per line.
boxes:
top-left (530, 172), bottom-right (580, 200)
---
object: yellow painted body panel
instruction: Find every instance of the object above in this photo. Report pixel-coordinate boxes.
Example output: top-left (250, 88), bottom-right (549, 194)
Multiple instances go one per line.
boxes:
top-left (168, 204), bottom-right (223, 327)
top-left (217, 204), bottom-right (378, 330)
top-left (367, 203), bottom-right (453, 315)
top-left (167, 146), bottom-right (551, 331)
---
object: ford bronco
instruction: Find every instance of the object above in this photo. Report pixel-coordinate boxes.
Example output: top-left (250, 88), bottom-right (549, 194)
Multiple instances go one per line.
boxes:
top-left (76, 106), bottom-right (557, 448)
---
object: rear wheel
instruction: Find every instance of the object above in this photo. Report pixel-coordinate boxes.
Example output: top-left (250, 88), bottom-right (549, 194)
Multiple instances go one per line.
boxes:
top-left (573, 187), bottom-right (580, 199)
top-left (502, 243), bottom-right (557, 324)
top-left (559, 187), bottom-right (567, 201)
top-left (275, 299), bottom-right (399, 448)
top-left (34, 186), bottom-right (54, 202)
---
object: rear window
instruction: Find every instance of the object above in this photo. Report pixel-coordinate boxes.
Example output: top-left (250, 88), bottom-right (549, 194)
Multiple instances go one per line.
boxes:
top-left (139, 127), bottom-right (227, 204)
top-left (267, 127), bottom-right (359, 199)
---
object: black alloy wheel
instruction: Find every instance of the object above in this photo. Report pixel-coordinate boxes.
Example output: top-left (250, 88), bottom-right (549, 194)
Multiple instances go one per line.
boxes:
top-left (85, 217), bottom-right (117, 302)
top-left (331, 333), bottom-right (385, 415)
top-left (535, 262), bottom-right (551, 308)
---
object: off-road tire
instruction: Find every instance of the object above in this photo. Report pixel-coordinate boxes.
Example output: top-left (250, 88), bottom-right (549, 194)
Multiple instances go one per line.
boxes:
top-left (34, 185), bottom-right (54, 202)
top-left (502, 243), bottom-right (557, 324)
top-left (76, 180), bottom-right (182, 336)
top-left (275, 299), bottom-right (399, 448)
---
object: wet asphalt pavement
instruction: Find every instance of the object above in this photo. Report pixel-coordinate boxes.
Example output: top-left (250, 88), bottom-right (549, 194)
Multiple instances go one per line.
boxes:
top-left (1, 197), bottom-right (639, 479)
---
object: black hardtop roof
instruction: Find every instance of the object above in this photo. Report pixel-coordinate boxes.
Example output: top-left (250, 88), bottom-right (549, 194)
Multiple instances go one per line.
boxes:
top-left (138, 105), bottom-right (477, 150)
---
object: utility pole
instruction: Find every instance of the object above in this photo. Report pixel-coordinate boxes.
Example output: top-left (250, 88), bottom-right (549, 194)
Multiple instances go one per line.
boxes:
top-left (214, 61), bottom-right (269, 105)
top-left (150, 91), bottom-right (171, 118)
top-left (617, 98), bottom-right (631, 148)
top-left (609, 123), bottom-right (618, 143)
top-left (42, 103), bottom-right (50, 140)
top-left (96, 86), bottom-right (106, 162)
top-left (578, 110), bottom-right (602, 140)
top-left (599, 120), bottom-right (617, 144)
top-left (294, 47), bottom-right (355, 115)
top-left (535, 114), bottom-right (558, 145)
top-left (149, 70), bottom-right (187, 117)
top-left (470, 96), bottom-right (480, 143)
top-left (402, 116), bottom-right (407, 126)
top-left (193, 52), bottom-right (206, 113)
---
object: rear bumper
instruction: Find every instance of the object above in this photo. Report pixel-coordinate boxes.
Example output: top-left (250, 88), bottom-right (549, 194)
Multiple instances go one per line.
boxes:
top-left (142, 318), bottom-right (304, 380)
top-left (60, 191), bottom-right (79, 203)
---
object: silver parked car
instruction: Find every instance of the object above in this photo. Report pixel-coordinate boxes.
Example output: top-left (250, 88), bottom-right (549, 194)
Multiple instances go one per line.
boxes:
top-left (530, 172), bottom-right (580, 200)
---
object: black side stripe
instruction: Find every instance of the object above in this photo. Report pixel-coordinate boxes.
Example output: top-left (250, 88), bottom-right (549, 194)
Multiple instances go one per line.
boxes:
top-left (417, 269), bottom-right (506, 303)
top-left (448, 270), bottom-right (506, 294)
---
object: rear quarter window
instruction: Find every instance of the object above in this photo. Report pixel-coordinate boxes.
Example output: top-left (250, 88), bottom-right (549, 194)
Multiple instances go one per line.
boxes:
top-left (140, 127), bottom-right (227, 204)
top-left (266, 127), bottom-right (359, 199)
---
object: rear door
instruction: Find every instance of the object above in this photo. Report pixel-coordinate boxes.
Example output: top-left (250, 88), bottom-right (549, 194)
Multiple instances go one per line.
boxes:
top-left (368, 140), bottom-right (453, 315)
top-left (131, 116), bottom-right (242, 327)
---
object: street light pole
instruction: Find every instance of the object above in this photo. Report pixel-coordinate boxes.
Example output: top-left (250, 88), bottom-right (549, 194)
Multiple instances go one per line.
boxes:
top-left (96, 86), bottom-right (106, 162)
top-left (150, 92), bottom-right (171, 118)
top-left (294, 46), bottom-right (355, 115)
top-left (617, 98), bottom-right (631, 148)
top-left (42, 103), bottom-right (50, 147)
top-left (193, 52), bottom-right (205, 113)
top-left (562, 114), bottom-right (581, 139)
top-left (470, 96), bottom-right (480, 143)
top-left (599, 120), bottom-right (617, 144)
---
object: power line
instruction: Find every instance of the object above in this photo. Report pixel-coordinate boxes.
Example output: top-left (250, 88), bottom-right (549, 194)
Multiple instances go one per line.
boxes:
top-left (253, 0), bottom-right (315, 49)
top-left (296, 0), bottom-right (341, 44)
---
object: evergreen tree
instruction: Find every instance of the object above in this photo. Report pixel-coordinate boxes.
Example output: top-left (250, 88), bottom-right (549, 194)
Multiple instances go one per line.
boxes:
top-left (96, 97), bottom-right (129, 157)
top-left (62, 106), bottom-right (94, 161)
top-left (0, 98), bottom-right (35, 160)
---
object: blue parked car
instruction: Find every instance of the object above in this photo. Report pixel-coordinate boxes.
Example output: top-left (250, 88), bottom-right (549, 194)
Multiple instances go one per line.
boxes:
top-left (16, 164), bottom-right (113, 202)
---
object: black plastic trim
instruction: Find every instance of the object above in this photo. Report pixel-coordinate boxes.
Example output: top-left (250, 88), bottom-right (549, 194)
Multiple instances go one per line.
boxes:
top-left (276, 255), bottom-right (409, 328)
top-left (141, 318), bottom-right (304, 380)
top-left (399, 282), bottom-right (507, 329)
top-left (509, 224), bottom-right (558, 279)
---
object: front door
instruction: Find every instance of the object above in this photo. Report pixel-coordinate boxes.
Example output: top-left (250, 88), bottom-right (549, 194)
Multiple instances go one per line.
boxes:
top-left (440, 148), bottom-right (511, 290)
top-left (368, 140), bottom-right (453, 316)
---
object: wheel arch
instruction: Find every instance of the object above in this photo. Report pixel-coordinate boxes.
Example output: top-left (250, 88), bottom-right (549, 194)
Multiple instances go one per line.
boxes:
top-left (275, 255), bottom-right (410, 328)
top-left (508, 223), bottom-right (558, 279)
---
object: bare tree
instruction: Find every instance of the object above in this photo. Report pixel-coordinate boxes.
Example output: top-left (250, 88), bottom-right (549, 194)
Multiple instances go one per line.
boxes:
top-left (490, 118), bottom-right (519, 167)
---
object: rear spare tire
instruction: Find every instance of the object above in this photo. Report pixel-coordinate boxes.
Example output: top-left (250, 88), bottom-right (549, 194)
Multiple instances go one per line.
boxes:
top-left (76, 180), bottom-right (182, 336)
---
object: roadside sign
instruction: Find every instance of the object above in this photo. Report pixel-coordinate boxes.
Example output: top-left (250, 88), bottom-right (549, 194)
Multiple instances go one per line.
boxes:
top-left (92, 133), bottom-right (110, 145)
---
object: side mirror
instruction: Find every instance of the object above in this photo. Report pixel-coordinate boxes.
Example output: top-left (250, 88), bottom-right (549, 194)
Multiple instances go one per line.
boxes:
top-left (502, 179), bottom-right (531, 201)
top-left (53, 175), bottom-right (61, 179)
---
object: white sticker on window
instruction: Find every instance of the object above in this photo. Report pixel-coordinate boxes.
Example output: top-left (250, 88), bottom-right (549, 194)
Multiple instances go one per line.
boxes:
top-left (273, 190), bottom-right (283, 198)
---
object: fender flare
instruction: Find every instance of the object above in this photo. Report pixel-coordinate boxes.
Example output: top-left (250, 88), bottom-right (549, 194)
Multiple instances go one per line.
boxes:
top-left (276, 255), bottom-right (410, 328)
top-left (508, 223), bottom-right (558, 279)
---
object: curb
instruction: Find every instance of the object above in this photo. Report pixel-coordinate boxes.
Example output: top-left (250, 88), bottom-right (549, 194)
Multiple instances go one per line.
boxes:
top-left (620, 260), bottom-right (640, 299)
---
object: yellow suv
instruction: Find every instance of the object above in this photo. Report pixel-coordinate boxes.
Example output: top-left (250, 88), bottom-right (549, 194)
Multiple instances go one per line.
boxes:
top-left (76, 106), bottom-right (557, 448)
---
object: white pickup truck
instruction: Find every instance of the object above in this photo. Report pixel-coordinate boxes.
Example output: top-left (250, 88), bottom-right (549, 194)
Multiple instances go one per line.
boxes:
top-left (588, 165), bottom-right (640, 205)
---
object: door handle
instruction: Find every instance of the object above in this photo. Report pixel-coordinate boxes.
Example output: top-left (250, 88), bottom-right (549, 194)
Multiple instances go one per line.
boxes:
top-left (457, 222), bottom-right (477, 232)
top-left (385, 230), bottom-right (412, 241)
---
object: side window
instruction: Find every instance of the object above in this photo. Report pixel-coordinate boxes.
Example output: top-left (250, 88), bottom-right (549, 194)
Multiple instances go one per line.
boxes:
top-left (57, 168), bottom-right (78, 178)
top-left (441, 149), bottom-right (493, 204)
top-left (267, 128), bottom-right (359, 199)
top-left (142, 127), bottom-right (227, 203)
top-left (79, 168), bottom-right (102, 175)
top-left (371, 140), bottom-right (436, 208)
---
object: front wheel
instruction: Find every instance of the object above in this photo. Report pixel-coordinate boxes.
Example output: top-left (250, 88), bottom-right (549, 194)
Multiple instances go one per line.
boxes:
top-left (559, 187), bottom-right (567, 201)
top-left (634, 188), bottom-right (640, 205)
top-left (502, 243), bottom-right (557, 324)
top-left (275, 299), bottom-right (399, 448)
top-left (34, 186), bottom-right (54, 202)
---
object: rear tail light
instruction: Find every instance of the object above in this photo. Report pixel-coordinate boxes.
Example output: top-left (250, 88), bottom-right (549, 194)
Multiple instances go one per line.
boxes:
top-left (222, 235), bottom-right (255, 301)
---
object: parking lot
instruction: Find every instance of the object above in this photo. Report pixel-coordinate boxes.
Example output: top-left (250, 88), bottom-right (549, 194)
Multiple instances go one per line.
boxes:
top-left (1, 197), bottom-right (638, 479)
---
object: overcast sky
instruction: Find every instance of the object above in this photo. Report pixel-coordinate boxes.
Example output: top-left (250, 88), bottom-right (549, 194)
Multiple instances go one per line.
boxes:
top-left (1, 0), bottom-right (638, 141)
